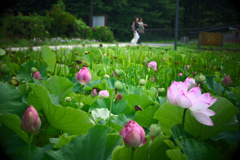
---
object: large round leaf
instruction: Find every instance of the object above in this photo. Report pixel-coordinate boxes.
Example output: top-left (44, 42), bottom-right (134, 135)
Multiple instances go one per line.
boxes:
top-left (43, 125), bottom-right (122, 160)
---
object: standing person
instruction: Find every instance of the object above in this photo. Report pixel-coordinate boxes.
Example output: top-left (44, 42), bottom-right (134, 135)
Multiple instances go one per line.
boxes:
top-left (137, 17), bottom-right (147, 44)
top-left (131, 17), bottom-right (139, 45)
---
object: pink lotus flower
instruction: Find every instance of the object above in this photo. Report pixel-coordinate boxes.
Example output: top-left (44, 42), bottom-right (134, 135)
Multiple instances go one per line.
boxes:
top-left (176, 87), bottom-right (217, 126)
top-left (167, 77), bottom-right (217, 126)
top-left (147, 61), bottom-right (157, 71)
top-left (167, 81), bottom-right (188, 106)
top-left (163, 58), bottom-right (166, 62)
top-left (185, 65), bottom-right (190, 70)
top-left (179, 73), bottom-right (183, 76)
top-left (75, 67), bottom-right (92, 85)
top-left (21, 105), bottom-right (41, 134)
top-left (33, 71), bottom-right (41, 81)
top-left (222, 75), bottom-right (231, 87)
top-left (120, 120), bottom-right (146, 148)
top-left (99, 90), bottom-right (109, 98)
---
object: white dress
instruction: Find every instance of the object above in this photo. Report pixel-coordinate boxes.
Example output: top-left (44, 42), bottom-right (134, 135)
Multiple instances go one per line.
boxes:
top-left (131, 22), bottom-right (139, 44)
top-left (131, 31), bottom-right (139, 44)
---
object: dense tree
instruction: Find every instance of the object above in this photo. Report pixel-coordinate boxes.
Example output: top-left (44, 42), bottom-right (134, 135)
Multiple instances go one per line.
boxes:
top-left (1, 0), bottom-right (239, 41)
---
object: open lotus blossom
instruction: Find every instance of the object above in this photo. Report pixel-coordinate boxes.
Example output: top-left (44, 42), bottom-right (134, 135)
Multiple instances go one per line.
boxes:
top-left (176, 87), bottom-right (217, 126)
top-left (167, 78), bottom-right (217, 126)
top-left (99, 90), bottom-right (109, 98)
top-left (21, 105), bottom-right (41, 134)
top-left (147, 61), bottom-right (157, 71)
top-left (75, 67), bottom-right (92, 85)
top-left (179, 73), bottom-right (183, 76)
top-left (33, 71), bottom-right (41, 81)
top-left (120, 120), bottom-right (147, 148)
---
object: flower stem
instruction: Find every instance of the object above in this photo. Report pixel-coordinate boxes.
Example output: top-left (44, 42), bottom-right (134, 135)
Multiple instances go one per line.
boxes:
top-left (131, 148), bottom-right (135, 160)
top-left (27, 133), bottom-right (33, 160)
top-left (108, 92), bottom-right (115, 126)
top-left (222, 87), bottom-right (226, 97)
top-left (182, 108), bottom-right (187, 133)
top-left (148, 139), bottom-right (152, 160)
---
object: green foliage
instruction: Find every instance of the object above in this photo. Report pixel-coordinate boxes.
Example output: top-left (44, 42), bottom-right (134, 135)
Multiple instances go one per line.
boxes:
top-left (92, 26), bottom-right (114, 42)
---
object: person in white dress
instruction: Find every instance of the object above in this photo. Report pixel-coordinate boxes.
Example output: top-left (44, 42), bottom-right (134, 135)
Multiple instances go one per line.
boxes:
top-left (131, 17), bottom-right (139, 45)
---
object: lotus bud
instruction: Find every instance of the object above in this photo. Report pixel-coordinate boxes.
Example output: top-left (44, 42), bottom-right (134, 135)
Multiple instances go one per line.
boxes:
top-left (75, 67), bottom-right (92, 85)
top-left (115, 93), bottom-right (123, 101)
top-left (149, 124), bottom-right (161, 140)
top-left (33, 71), bottom-right (41, 81)
top-left (179, 73), bottom-right (183, 76)
top-left (31, 67), bottom-right (38, 73)
top-left (134, 105), bottom-right (143, 111)
top-left (115, 81), bottom-right (125, 91)
top-left (196, 74), bottom-right (206, 84)
top-left (91, 89), bottom-right (97, 97)
top-left (120, 120), bottom-right (146, 148)
top-left (139, 79), bottom-right (146, 86)
top-left (65, 97), bottom-right (72, 102)
top-left (151, 76), bottom-right (155, 82)
top-left (193, 72), bottom-right (196, 77)
top-left (222, 75), bottom-right (231, 87)
top-left (147, 61), bottom-right (157, 71)
top-left (20, 105), bottom-right (41, 134)
top-left (75, 65), bottom-right (79, 70)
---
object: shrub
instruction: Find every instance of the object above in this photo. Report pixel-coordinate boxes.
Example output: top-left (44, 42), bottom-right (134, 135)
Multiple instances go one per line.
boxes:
top-left (92, 26), bottom-right (114, 42)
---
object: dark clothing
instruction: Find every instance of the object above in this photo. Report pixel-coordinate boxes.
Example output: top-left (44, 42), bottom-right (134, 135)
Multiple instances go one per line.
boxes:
top-left (137, 32), bottom-right (142, 44)
top-left (134, 21), bottom-right (139, 30)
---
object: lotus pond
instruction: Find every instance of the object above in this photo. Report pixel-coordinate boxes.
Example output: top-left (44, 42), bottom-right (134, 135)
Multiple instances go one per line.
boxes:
top-left (0, 44), bottom-right (240, 160)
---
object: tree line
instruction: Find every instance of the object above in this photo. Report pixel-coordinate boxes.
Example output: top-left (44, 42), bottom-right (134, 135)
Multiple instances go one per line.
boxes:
top-left (2, 0), bottom-right (240, 41)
